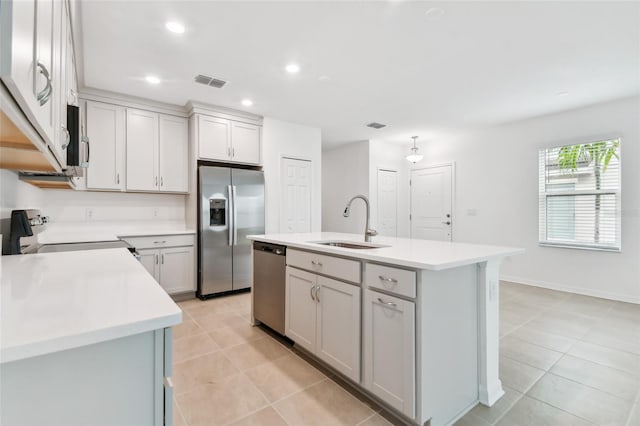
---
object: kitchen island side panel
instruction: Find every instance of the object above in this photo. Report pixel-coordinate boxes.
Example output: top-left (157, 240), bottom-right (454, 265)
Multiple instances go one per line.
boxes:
top-left (417, 264), bottom-right (479, 426)
top-left (1, 331), bottom-right (163, 426)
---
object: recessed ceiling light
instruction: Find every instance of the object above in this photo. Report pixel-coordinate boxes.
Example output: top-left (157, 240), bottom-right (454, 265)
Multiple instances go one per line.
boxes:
top-left (241, 99), bottom-right (253, 107)
top-left (145, 75), bottom-right (161, 85)
top-left (285, 63), bottom-right (300, 74)
top-left (425, 7), bottom-right (445, 20)
top-left (165, 21), bottom-right (185, 34)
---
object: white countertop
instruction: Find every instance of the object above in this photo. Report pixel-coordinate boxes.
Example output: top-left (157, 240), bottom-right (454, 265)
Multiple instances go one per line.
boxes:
top-left (37, 221), bottom-right (196, 245)
top-left (248, 232), bottom-right (524, 270)
top-left (0, 248), bottom-right (182, 363)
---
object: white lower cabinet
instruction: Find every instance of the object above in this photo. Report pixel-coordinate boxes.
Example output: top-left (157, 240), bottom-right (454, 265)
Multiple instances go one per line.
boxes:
top-left (285, 266), bottom-right (361, 382)
top-left (123, 234), bottom-right (196, 296)
top-left (363, 288), bottom-right (416, 419)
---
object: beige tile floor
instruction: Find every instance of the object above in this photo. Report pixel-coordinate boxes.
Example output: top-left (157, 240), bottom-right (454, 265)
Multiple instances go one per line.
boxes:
top-left (173, 282), bottom-right (640, 426)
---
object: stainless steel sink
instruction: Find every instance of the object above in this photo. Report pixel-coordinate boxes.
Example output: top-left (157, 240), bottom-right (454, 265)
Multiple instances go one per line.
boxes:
top-left (312, 240), bottom-right (390, 249)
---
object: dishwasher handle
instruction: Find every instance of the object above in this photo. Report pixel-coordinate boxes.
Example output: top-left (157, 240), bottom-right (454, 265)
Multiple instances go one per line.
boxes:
top-left (253, 242), bottom-right (286, 256)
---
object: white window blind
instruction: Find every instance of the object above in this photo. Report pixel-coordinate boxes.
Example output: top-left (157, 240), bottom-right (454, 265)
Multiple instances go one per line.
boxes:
top-left (539, 139), bottom-right (621, 251)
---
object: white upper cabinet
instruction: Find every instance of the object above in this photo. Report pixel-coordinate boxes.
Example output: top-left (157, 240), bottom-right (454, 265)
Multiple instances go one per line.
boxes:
top-left (230, 122), bottom-right (261, 164)
top-left (159, 115), bottom-right (189, 193)
top-left (197, 114), bottom-right (261, 165)
top-left (85, 101), bottom-right (126, 191)
top-left (1, 0), bottom-right (67, 167)
top-left (198, 115), bottom-right (230, 161)
top-left (126, 109), bottom-right (159, 191)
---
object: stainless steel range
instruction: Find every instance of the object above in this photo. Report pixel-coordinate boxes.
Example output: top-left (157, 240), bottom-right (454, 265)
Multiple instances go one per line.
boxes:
top-left (5, 209), bottom-right (136, 256)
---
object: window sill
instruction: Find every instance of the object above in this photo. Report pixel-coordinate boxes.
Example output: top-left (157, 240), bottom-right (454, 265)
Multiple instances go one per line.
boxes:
top-left (538, 242), bottom-right (621, 253)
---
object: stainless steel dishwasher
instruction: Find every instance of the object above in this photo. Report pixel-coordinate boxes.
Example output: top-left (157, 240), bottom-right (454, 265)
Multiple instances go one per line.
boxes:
top-left (252, 241), bottom-right (286, 334)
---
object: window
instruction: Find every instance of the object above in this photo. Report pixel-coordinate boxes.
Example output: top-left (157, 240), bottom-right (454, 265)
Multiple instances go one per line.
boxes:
top-left (539, 139), bottom-right (621, 251)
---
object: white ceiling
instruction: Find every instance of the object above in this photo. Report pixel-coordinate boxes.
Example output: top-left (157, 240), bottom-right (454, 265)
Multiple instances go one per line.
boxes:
top-left (79, 1), bottom-right (640, 148)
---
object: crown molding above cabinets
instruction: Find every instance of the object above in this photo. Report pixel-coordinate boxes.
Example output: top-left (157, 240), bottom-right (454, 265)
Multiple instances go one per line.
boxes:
top-left (79, 88), bottom-right (189, 118)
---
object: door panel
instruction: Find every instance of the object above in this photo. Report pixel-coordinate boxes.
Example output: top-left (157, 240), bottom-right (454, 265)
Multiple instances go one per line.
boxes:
top-left (231, 169), bottom-right (264, 290)
top-left (137, 248), bottom-right (159, 281)
top-left (198, 116), bottom-right (230, 161)
top-left (316, 276), bottom-right (361, 382)
top-left (160, 246), bottom-right (195, 294)
top-left (410, 165), bottom-right (452, 241)
top-left (231, 122), bottom-right (261, 164)
top-left (364, 289), bottom-right (415, 418)
top-left (126, 109), bottom-right (158, 191)
top-left (159, 115), bottom-right (188, 193)
top-left (281, 158), bottom-right (312, 233)
top-left (285, 267), bottom-right (316, 352)
top-left (377, 169), bottom-right (398, 237)
top-left (199, 166), bottom-right (233, 296)
top-left (85, 101), bottom-right (125, 190)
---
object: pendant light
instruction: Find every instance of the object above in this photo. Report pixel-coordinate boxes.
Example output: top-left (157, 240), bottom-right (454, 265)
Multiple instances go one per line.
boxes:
top-left (406, 136), bottom-right (423, 163)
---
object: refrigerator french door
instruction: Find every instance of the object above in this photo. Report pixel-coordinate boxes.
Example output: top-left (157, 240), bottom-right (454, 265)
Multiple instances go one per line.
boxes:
top-left (198, 165), bottom-right (265, 298)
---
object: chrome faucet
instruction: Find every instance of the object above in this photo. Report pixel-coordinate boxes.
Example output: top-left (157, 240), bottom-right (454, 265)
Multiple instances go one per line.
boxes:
top-left (343, 194), bottom-right (378, 242)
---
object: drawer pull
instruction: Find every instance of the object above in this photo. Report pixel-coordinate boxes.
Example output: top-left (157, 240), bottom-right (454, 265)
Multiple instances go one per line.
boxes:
top-left (378, 275), bottom-right (398, 284)
top-left (153, 240), bottom-right (167, 244)
top-left (311, 260), bottom-right (323, 267)
top-left (378, 297), bottom-right (397, 307)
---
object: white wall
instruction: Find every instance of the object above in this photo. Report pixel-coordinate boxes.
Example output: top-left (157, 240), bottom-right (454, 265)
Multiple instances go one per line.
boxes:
top-left (417, 96), bottom-right (640, 302)
top-left (0, 170), bottom-right (185, 223)
top-left (0, 170), bottom-right (43, 219)
top-left (262, 117), bottom-right (322, 234)
top-left (369, 139), bottom-right (411, 238)
top-left (40, 190), bottom-right (185, 222)
top-left (322, 141), bottom-right (370, 234)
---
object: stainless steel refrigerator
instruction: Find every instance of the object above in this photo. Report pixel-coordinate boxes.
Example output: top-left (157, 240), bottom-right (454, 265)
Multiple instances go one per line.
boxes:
top-left (198, 165), bottom-right (265, 298)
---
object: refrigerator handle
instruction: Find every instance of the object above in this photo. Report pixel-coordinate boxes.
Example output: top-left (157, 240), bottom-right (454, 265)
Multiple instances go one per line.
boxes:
top-left (227, 185), bottom-right (234, 246)
top-left (232, 185), bottom-right (238, 245)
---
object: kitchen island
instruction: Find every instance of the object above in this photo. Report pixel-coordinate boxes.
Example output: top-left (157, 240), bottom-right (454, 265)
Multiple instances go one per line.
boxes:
top-left (248, 232), bottom-right (523, 426)
top-left (0, 248), bottom-right (182, 426)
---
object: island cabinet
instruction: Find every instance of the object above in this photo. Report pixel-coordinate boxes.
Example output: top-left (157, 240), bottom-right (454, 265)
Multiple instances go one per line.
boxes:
top-left (285, 250), bottom-right (361, 382)
top-left (363, 264), bottom-right (417, 419)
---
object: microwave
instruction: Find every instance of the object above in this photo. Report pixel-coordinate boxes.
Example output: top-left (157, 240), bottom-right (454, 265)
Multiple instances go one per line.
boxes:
top-left (66, 104), bottom-right (89, 170)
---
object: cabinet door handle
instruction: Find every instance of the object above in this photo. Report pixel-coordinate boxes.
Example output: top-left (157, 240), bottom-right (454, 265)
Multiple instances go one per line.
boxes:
top-left (377, 297), bottom-right (397, 308)
top-left (378, 275), bottom-right (398, 284)
top-left (311, 260), bottom-right (323, 267)
top-left (116, 173), bottom-right (120, 184)
top-left (36, 62), bottom-right (53, 106)
top-left (227, 147), bottom-right (231, 158)
top-left (310, 285), bottom-right (315, 301)
top-left (155, 254), bottom-right (159, 264)
top-left (315, 285), bottom-right (320, 303)
top-left (161, 253), bottom-right (164, 264)
top-left (160, 176), bottom-right (163, 187)
top-left (232, 147), bottom-right (235, 158)
top-left (61, 126), bottom-right (70, 149)
top-left (155, 176), bottom-right (158, 187)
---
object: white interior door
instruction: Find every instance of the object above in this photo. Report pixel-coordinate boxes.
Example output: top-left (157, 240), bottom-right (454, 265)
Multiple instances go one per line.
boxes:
top-left (410, 164), bottom-right (453, 241)
top-left (377, 169), bottom-right (398, 237)
top-left (281, 157), bottom-right (312, 233)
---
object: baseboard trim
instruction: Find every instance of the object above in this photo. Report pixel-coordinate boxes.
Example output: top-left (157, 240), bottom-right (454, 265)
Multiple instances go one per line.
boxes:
top-left (500, 275), bottom-right (640, 304)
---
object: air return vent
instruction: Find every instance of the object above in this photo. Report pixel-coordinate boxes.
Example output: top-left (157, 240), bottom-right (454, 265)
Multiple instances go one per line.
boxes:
top-left (194, 74), bottom-right (228, 88)
top-left (366, 122), bottom-right (386, 129)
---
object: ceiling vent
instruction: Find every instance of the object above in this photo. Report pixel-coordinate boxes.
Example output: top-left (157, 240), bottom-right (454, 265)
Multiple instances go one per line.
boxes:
top-left (194, 74), bottom-right (227, 88)
top-left (366, 122), bottom-right (386, 129)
